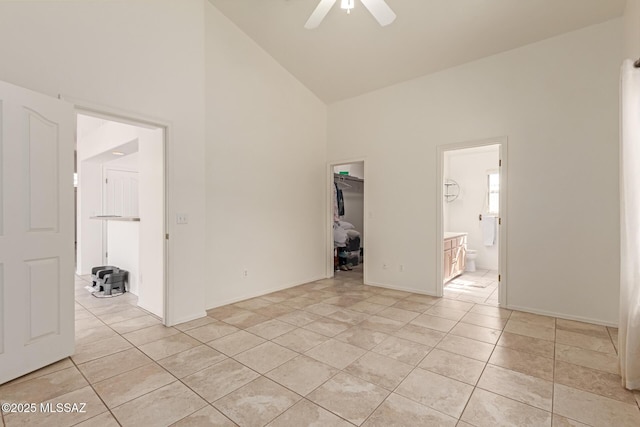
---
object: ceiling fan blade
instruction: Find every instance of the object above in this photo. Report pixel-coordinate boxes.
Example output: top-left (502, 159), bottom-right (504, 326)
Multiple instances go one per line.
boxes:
top-left (304, 0), bottom-right (337, 29)
top-left (360, 0), bottom-right (396, 26)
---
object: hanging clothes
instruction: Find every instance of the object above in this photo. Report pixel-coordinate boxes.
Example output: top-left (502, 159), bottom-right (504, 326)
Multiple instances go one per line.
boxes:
top-left (337, 186), bottom-right (345, 216)
top-left (333, 183), bottom-right (340, 221)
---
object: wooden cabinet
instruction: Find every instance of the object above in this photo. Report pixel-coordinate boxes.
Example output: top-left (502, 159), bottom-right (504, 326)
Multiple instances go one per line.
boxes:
top-left (444, 249), bottom-right (452, 281)
top-left (444, 234), bottom-right (466, 283)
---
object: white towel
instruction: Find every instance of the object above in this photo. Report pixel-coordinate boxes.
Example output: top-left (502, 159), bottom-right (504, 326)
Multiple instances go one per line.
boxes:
top-left (482, 216), bottom-right (496, 246)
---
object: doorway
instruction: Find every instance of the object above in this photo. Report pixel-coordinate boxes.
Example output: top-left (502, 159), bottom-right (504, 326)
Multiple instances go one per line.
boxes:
top-left (436, 138), bottom-right (507, 306)
top-left (328, 160), bottom-right (366, 282)
top-left (75, 112), bottom-right (167, 322)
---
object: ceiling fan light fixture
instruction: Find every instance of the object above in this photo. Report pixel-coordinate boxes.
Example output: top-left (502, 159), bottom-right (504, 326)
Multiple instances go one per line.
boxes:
top-left (341, 0), bottom-right (354, 14)
top-left (305, 0), bottom-right (395, 29)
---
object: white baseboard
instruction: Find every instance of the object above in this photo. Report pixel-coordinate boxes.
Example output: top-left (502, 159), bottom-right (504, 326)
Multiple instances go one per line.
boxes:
top-left (364, 280), bottom-right (439, 297)
top-left (505, 304), bottom-right (618, 328)
top-left (206, 275), bottom-right (326, 311)
top-left (364, 281), bottom-right (618, 328)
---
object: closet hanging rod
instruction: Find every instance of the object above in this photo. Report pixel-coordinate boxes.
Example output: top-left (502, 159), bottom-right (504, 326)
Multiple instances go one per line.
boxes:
top-left (336, 178), bottom-right (352, 188)
top-left (333, 173), bottom-right (363, 183)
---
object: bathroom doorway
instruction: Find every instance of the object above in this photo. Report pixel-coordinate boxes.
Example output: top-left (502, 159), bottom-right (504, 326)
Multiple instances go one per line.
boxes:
top-left (436, 138), bottom-right (507, 306)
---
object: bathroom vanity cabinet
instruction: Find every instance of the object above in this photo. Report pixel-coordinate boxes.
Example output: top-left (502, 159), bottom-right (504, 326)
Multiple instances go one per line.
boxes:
top-left (444, 232), bottom-right (467, 283)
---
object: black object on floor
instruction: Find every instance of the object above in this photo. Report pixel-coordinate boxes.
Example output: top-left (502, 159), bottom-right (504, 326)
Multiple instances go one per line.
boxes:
top-left (91, 265), bottom-right (129, 297)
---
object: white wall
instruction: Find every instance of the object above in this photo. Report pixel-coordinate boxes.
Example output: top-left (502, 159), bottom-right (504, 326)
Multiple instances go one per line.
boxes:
top-left (204, 4), bottom-right (328, 308)
top-left (105, 152), bottom-right (139, 171)
top-left (77, 164), bottom-right (103, 275)
top-left (625, 0), bottom-right (640, 58)
top-left (328, 19), bottom-right (623, 325)
top-left (0, 0), bottom-right (206, 325)
top-left (107, 221), bottom-right (139, 296)
top-left (444, 146), bottom-right (500, 270)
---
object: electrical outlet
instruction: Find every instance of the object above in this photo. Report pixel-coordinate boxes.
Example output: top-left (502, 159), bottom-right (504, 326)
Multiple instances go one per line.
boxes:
top-left (176, 213), bottom-right (188, 224)
top-left (399, 264), bottom-right (404, 272)
top-left (382, 263), bottom-right (388, 270)
top-left (242, 269), bottom-right (249, 278)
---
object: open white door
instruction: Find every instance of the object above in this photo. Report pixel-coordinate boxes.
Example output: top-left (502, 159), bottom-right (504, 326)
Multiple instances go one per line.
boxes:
top-left (0, 81), bottom-right (75, 384)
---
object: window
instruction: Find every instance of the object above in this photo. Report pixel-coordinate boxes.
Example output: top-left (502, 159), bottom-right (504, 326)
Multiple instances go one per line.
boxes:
top-left (488, 171), bottom-right (499, 214)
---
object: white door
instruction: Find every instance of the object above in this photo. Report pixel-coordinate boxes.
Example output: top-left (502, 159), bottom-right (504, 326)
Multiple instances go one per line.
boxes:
top-left (104, 169), bottom-right (139, 217)
top-left (0, 80), bottom-right (75, 384)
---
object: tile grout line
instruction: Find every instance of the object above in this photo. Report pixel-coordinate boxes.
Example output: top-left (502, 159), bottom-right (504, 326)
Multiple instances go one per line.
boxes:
top-left (204, 287), bottom-right (420, 425)
top-left (359, 337), bottom-right (453, 425)
top-left (67, 356), bottom-right (123, 427)
top-left (50, 273), bottom-right (633, 426)
top-left (171, 323), bottom-right (306, 426)
top-left (75, 277), bottom-right (227, 425)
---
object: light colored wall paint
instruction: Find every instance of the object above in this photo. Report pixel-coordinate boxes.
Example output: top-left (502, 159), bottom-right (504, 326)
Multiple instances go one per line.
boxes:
top-left (107, 221), bottom-right (139, 296)
top-left (204, 4), bottom-right (327, 308)
top-left (444, 146), bottom-right (500, 270)
top-left (328, 20), bottom-right (623, 325)
top-left (625, 0), bottom-right (640, 58)
top-left (103, 168), bottom-right (140, 295)
top-left (105, 152), bottom-right (139, 170)
top-left (77, 163), bottom-right (103, 275)
top-left (0, 0), bottom-right (206, 325)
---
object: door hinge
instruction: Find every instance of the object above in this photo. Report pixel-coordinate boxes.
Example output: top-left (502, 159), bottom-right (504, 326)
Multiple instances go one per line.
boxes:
top-left (499, 218), bottom-right (502, 225)
top-left (499, 159), bottom-right (502, 167)
top-left (105, 251), bottom-right (108, 258)
top-left (165, 233), bottom-right (169, 240)
top-left (105, 178), bottom-right (108, 184)
top-left (498, 274), bottom-right (501, 282)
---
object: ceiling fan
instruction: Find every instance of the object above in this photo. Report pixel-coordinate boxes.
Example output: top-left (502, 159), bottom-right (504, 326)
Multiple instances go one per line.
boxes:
top-left (305, 0), bottom-right (396, 29)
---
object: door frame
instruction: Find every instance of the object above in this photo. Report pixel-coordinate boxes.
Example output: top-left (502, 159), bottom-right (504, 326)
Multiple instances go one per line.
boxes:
top-left (326, 158), bottom-right (367, 281)
top-left (70, 99), bottom-right (170, 325)
top-left (436, 137), bottom-right (508, 306)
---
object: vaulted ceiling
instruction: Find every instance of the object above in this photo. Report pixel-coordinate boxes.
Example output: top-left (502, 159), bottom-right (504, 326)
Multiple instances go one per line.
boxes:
top-left (209, 0), bottom-right (626, 103)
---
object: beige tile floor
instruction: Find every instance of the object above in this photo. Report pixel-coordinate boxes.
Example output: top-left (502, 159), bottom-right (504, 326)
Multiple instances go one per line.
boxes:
top-left (444, 269), bottom-right (499, 305)
top-left (1, 270), bottom-right (640, 426)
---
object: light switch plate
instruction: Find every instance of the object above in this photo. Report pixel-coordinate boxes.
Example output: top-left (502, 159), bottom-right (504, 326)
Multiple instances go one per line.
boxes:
top-left (176, 213), bottom-right (188, 224)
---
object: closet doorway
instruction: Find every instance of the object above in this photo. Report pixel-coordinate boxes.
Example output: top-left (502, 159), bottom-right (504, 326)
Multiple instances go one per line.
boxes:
top-left (328, 160), bottom-right (366, 283)
top-left (76, 110), bottom-right (167, 322)
top-left (436, 138), bottom-right (507, 307)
